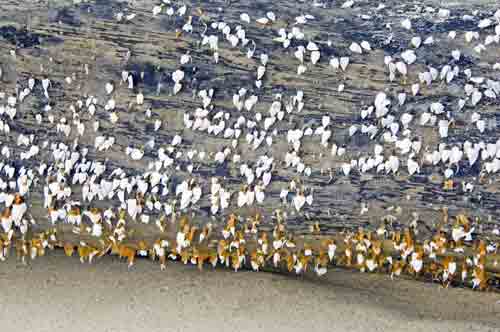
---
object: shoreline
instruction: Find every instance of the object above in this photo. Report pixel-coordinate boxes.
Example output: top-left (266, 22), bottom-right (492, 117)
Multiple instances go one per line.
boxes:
top-left (1, 250), bottom-right (499, 332)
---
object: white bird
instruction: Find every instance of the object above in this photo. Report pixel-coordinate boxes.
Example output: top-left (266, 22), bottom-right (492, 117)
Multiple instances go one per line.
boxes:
top-left (471, 90), bottom-right (482, 106)
top-left (126, 147), bottom-right (144, 161)
top-left (438, 120), bottom-right (449, 138)
top-left (28, 77), bottom-right (35, 90)
top-left (297, 64), bottom-right (307, 75)
top-left (240, 13), bottom-right (250, 23)
top-left (105, 82), bottom-right (114, 94)
top-left (136, 93), bottom-right (144, 105)
top-left (401, 18), bottom-right (412, 30)
top-left (152, 4), bottom-right (163, 16)
top-left (154, 119), bottom-right (162, 131)
top-left (401, 50), bottom-right (416, 65)
top-left (360, 41), bottom-right (371, 51)
top-left (411, 36), bottom-right (422, 48)
top-left (476, 119), bottom-right (486, 133)
top-left (171, 135), bottom-right (182, 146)
top-left (180, 53), bottom-right (191, 65)
top-left (340, 57), bottom-right (349, 71)
top-left (267, 12), bottom-right (276, 22)
top-left (478, 18), bottom-right (492, 29)
top-left (293, 191), bottom-right (306, 212)
top-left (311, 51), bottom-right (320, 65)
top-left (407, 158), bottom-right (419, 176)
top-left (341, 0), bottom-right (354, 8)
top-left (172, 69), bottom-right (184, 83)
top-left (349, 42), bottom-right (362, 54)
top-left (342, 163), bottom-right (351, 176)
top-left (177, 5), bottom-right (187, 16)
top-left (400, 113), bottom-right (413, 128)
top-left (294, 46), bottom-right (305, 63)
top-left (257, 65), bottom-right (266, 80)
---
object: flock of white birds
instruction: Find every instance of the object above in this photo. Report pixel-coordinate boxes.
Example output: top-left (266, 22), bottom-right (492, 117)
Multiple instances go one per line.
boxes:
top-left (0, 0), bottom-right (500, 244)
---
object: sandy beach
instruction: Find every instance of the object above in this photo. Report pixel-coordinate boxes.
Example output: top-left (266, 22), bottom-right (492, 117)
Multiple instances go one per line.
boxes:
top-left (1, 251), bottom-right (498, 332)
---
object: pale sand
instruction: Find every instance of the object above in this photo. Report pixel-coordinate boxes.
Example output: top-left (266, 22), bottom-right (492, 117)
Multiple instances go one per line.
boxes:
top-left (0, 252), bottom-right (499, 332)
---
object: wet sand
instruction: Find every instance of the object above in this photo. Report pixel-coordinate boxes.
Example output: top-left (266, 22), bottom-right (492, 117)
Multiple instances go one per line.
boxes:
top-left (1, 251), bottom-right (499, 332)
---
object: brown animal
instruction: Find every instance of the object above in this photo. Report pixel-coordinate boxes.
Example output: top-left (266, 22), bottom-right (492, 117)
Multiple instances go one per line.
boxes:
top-left (0, 232), bottom-right (12, 261)
top-left (199, 223), bottom-right (212, 243)
top-left (78, 243), bottom-right (100, 264)
top-left (286, 252), bottom-right (296, 272)
top-left (472, 266), bottom-right (488, 291)
top-left (390, 260), bottom-right (405, 279)
top-left (250, 249), bottom-right (264, 271)
top-left (118, 244), bottom-right (136, 268)
top-left (30, 236), bottom-right (46, 260)
top-left (15, 239), bottom-right (29, 264)
top-left (443, 179), bottom-right (454, 190)
top-left (231, 245), bottom-right (246, 272)
top-left (298, 254), bottom-right (311, 273)
top-left (192, 247), bottom-right (211, 271)
top-left (403, 228), bottom-right (414, 251)
top-left (150, 239), bottom-right (168, 270)
top-left (208, 251), bottom-right (218, 268)
top-left (342, 237), bottom-right (353, 267)
top-left (63, 242), bottom-right (75, 257)
top-left (316, 250), bottom-right (329, 269)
